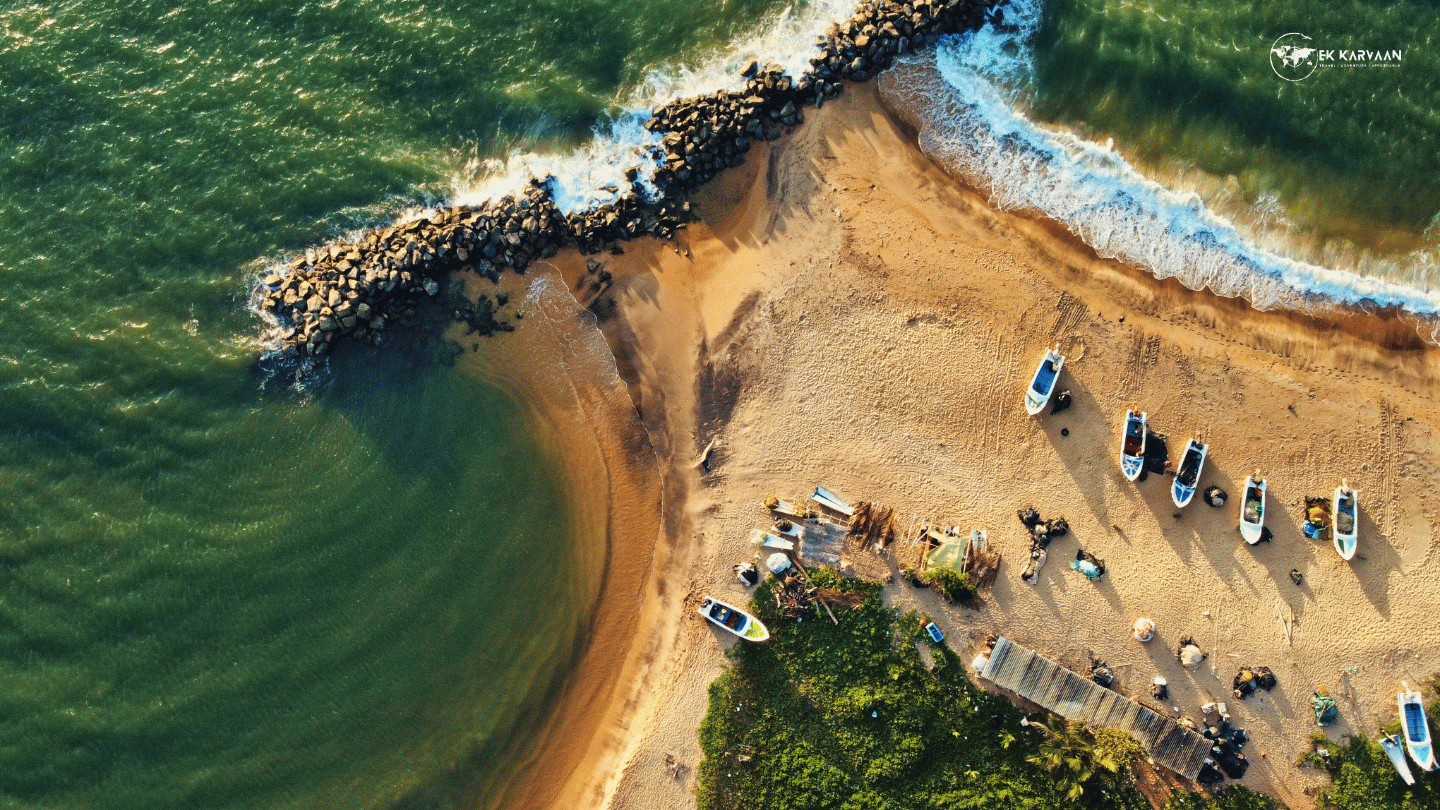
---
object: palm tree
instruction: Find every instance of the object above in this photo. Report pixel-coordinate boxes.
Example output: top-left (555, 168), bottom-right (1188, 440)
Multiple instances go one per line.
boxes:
top-left (1026, 718), bottom-right (1123, 802)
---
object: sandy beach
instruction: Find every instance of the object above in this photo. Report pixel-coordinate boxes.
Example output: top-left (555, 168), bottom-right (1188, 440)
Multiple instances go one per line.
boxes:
top-left (479, 73), bottom-right (1440, 810)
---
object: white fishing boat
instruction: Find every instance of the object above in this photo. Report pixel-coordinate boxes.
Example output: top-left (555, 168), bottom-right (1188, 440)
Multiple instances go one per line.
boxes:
top-left (1399, 683), bottom-right (1437, 771)
top-left (1333, 481), bottom-right (1358, 561)
top-left (1120, 410), bottom-right (1147, 482)
top-left (1024, 346), bottom-right (1065, 416)
top-left (1171, 438), bottom-right (1208, 508)
top-left (1239, 472), bottom-right (1266, 545)
top-left (811, 485), bottom-right (854, 517)
top-left (1381, 734), bottom-right (1417, 785)
top-left (698, 596), bottom-right (770, 642)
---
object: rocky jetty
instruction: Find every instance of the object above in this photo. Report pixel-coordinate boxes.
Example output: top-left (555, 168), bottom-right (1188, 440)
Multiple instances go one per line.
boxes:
top-left (260, 0), bottom-right (1003, 360)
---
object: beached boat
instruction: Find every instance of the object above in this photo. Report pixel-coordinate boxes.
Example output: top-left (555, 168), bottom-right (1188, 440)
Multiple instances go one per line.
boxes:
top-left (698, 596), bottom-right (770, 642)
top-left (1120, 410), bottom-right (1147, 482)
top-left (1333, 481), bottom-right (1358, 561)
top-left (1399, 683), bottom-right (1437, 771)
top-left (1240, 472), bottom-right (1267, 545)
top-left (1024, 347), bottom-right (1065, 416)
top-left (1171, 438), bottom-right (1208, 508)
top-left (749, 529), bottom-right (794, 551)
top-left (1381, 734), bottom-right (1417, 785)
top-left (763, 495), bottom-right (807, 519)
top-left (811, 485), bottom-right (854, 517)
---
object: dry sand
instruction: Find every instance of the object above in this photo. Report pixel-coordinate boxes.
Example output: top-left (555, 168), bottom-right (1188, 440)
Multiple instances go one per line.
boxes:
top-left (475, 76), bottom-right (1440, 810)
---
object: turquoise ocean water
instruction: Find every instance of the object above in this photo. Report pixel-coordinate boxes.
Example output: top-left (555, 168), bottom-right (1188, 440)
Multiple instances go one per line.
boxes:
top-left (2, 0), bottom-right (1438, 808)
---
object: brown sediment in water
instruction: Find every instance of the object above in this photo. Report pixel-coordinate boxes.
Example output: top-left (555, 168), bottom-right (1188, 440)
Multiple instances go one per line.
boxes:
top-left (443, 268), bottom-right (664, 810)
top-left (484, 78), bottom-right (1440, 810)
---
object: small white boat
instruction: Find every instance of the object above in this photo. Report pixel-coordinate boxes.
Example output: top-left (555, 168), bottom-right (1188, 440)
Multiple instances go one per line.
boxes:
top-left (1399, 683), bottom-right (1437, 771)
top-left (1024, 347), bottom-right (1065, 416)
top-left (749, 529), bottom-right (794, 551)
top-left (1381, 733), bottom-right (1417, 785)
top-left (698, 596), bottom-right (770, 642)
top-left (1120, 410), bottom-right (1147, 481)
top-left (1171, 438), bottom-right (1208, 508)
top-left (811, 485), bottom-right (854, 517)
top-left (1240, 472), bottom-right (1267, 545)
top-left (1333, 481), bottom-right (1359, 561)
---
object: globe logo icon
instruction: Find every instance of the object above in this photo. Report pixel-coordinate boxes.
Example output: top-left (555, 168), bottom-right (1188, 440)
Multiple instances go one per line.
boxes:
top-left (1270, 32), bottom-right (1318, 81)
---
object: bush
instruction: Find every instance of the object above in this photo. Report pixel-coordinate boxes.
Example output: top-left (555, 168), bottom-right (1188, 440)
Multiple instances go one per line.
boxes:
top-left (923, 567), bottom-right (977, 603)
top-left (695, 573), bottom-right (1147, 810)
top-left (1165, 785), bottom-right (1278, 810)
top-left (1301, 733), bottom-right (1440, 810)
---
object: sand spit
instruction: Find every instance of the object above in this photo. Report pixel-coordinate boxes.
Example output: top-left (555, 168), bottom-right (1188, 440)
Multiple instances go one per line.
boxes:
top-left (511, 82), bottom-right (1440, 810)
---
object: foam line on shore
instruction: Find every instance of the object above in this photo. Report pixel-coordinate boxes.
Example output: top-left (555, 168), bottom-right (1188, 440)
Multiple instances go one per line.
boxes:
top-left (890, 1), bottom-right (1440, 339)
top-left (453, 0), bottom-right (858, 217)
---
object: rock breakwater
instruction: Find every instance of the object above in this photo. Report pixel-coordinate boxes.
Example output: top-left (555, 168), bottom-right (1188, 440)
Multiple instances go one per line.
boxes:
top-left (258, 0), bottom-right (1003, 362)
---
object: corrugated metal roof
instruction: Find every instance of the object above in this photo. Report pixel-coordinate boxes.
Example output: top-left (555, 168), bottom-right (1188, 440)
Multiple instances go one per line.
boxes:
top-left (980, 636), bottom-right (1209, 780)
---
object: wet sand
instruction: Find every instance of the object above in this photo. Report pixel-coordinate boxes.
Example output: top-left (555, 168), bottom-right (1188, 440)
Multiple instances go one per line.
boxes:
top-left (485, 78), bottom-right (1440, 810)
top-left (447, 271), bottom-right (664, 810)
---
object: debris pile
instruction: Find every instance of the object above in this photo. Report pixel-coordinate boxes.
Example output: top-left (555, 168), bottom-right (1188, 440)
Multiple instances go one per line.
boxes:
top-left (1231, 666), bottom-right (1277, 700)
top-left (1302, 496), bottom-right (1332, 539)
top-left (1198, 701), bottom-right (1250, 781)
top-left (960, 530), bottom-right (1001, 589)
top-left (849, 501), bottom-right (897, 549)
top-left (772, 568), bottom-right (818, 619)
top-left (1017, 506), bottom-right (1066, 584)
top-left (1071, 548), bottom-right (1105, 581)
top-left (816, 588), bottom-right (864, 610)
top-left (1088, 657), bottom-right (1114, 688)
top-left (1176, 636), bottom-right (1206, 669)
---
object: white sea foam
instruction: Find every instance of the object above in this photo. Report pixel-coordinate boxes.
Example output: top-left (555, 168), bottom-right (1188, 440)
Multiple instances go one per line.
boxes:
top-left (890, 0), bottom-right (1440, 339)
top-left (452, 0), bottom-right (856, 216)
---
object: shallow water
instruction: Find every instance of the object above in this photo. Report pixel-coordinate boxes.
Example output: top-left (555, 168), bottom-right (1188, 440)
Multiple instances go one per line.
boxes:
top-left (7, 0), bottom-right (1440, 805)
top-left (0, 0), bottom-right (800, 807)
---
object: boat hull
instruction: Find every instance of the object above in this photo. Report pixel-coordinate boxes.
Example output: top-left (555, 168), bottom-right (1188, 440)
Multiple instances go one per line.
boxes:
top-left (1024, 349), bottom-right (1064, 416)
top-left (812, 485), bottom-right (854, 517)
top-left (1399, 688), bottom-right (1438, 771)
top-left (1239, 476), bottom-right (1266, 545)
top-left (1382, 734), bottom-right (1417, 785)
top-left (1171, 439), bottom-right (1207, 508)
top-left (698, 596), bottom-right (770, 642)
top-left (1120, 410), bottom-right (1147, 482)
top-left (1333, 486), bottom-right (1358, 561)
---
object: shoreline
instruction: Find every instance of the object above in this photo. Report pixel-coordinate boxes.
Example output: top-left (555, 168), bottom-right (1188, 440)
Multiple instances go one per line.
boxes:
top-left (508, 79), bottom-right (1440, 810)
top-left (447, 270), bottom-right (666, 810)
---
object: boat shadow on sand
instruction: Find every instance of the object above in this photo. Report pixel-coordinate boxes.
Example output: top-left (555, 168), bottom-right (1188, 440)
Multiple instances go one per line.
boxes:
top-left (1032, 372), bottom-right (1277, 597)
top-left (1031, 370), bottom-right (1118, 532)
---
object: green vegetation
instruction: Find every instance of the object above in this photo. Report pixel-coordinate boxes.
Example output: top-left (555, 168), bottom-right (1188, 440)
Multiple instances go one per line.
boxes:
top-left (695, 570), bottom-right (1276, 810)
top-left (1026, 719), bottom-right (1136, 801)
top-left (1300, 707), bottom-right (1440, 810)
top-left (1168, 787), bottom-right (1281, 810)
top-left (922, 567), bottom-right (977, 604)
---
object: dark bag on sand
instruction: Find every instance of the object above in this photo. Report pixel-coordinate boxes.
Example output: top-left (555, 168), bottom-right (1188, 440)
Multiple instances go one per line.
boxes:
top-left (1017, 507), bottom-right (1041, 528)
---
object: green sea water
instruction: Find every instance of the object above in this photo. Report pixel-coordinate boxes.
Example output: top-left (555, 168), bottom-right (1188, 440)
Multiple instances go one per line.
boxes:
top-left (1029, 0), bottom-right (1440, 273)
top-left (0, 0), bottom-right (800, 808)
top-left (8, 0), bottom-right (1436, 805)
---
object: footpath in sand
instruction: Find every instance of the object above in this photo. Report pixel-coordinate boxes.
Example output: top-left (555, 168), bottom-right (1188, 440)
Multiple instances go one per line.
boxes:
top-left (515, 79), bottom-right (1440, 810)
